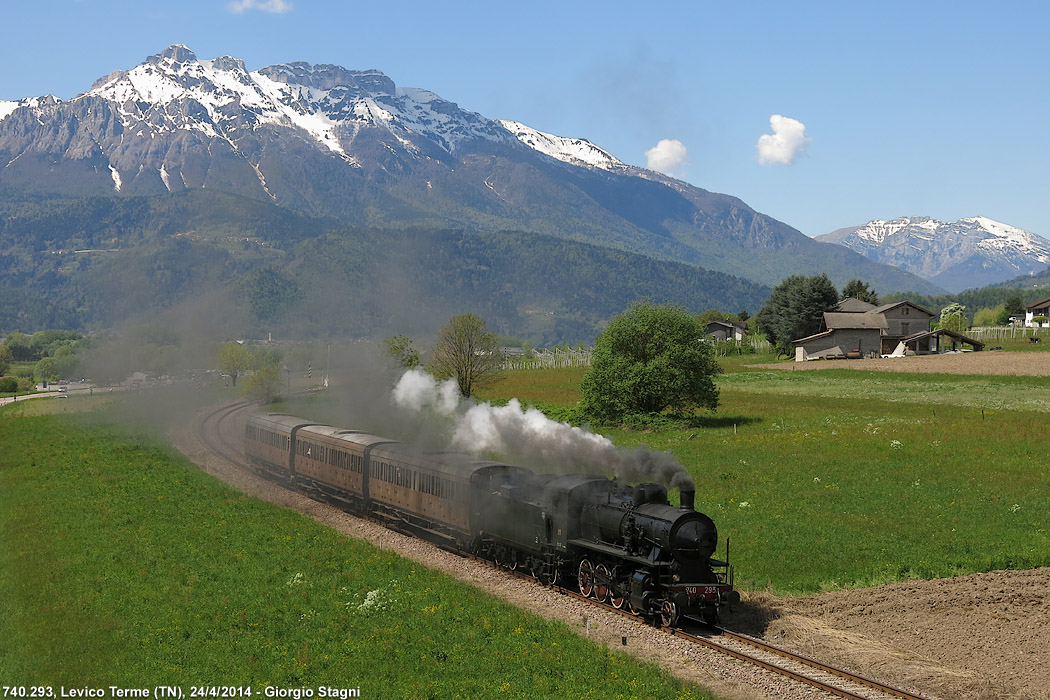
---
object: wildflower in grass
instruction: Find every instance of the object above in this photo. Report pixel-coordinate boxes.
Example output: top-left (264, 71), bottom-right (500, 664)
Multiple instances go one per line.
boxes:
top-left (739, 501), bottom-right (751, 509)
top-left (890, 440), bottom-right (902, 450)
top-left (912, 479), bottom-right (921, 488)
top-left (286, 572), bottom-right (304, 586)
top-left (1011, 503), bottom-right (1021, 513)
top-left (355, 588), bottom-right (389, 613)
top-left (813, 477), bottom-right (821, 483)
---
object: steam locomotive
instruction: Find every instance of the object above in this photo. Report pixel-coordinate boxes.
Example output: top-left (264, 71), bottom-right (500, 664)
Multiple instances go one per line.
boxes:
top-left (245, 412), bottom-right (738, 626)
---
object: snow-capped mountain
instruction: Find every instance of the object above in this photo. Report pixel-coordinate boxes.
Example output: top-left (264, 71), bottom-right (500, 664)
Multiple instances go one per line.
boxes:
top-left (818, 216), bottom-right (1050, 292)
top-left (0, 44), bottom-right (942, 295)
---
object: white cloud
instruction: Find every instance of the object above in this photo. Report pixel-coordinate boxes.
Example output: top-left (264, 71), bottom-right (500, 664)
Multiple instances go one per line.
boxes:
top-left (756, 114), bottom-right (810, 165)
top-left (645, 139), bottom-right (689, 175)
top-left (227, 0), bottom-right (294, 14)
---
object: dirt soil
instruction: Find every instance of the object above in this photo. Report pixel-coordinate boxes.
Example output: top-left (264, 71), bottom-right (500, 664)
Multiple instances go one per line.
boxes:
top-left (730, 569), bottom-right (1050, 700)
top-left (750, 350), bottom-right (1050, 376)
top-left (173, 406), bottom-right (1049, 700)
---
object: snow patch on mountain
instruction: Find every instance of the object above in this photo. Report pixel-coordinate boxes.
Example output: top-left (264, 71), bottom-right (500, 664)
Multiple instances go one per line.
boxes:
top-left (70, 44), bottom-right (513, 159)
top-left (498, 120), bottom-right (625, 171)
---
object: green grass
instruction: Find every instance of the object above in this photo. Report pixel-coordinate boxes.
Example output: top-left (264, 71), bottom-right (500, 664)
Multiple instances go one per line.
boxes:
top-left (477, 360), bottom-right (1050, 595)
top-left (0, 409), bottom-right (717, 699)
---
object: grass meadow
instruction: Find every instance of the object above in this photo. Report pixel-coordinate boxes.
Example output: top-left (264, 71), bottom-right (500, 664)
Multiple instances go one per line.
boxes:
top-left (3, 349), bottom-right (1047, 693)
top-left (478, 357), bottom-right (1050, 595)
top-left (0, 407), bottom-right (715, 699)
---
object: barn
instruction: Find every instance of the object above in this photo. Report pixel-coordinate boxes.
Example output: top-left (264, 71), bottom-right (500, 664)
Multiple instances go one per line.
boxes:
top-left (792, 298), bottom-right (981, 361)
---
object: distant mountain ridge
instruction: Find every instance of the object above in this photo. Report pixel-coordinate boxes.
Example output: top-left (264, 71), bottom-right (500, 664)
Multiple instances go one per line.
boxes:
top-left (0, 44), bottom-right (946, 298)
top-left (818, 216), bottom-right (1050, 293)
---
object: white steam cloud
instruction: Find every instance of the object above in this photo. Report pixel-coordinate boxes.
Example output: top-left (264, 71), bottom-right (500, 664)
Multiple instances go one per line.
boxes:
top-left (228, 0), bottom-right (294, 14)
top-left (756, 114), bottom-right (810, 165)
top-left (645, 139), bottom-right (690, 175)
top-left (392, 369), bottom-right (694, 489)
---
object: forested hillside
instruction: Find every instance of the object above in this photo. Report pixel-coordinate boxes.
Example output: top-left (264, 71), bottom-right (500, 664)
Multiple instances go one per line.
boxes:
top-left (0, 191), bottom-right (769, 343)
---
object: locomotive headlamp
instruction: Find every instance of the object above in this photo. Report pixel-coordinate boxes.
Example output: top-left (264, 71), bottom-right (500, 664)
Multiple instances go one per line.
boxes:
top-left (672, 574), bottom-right (680, 583)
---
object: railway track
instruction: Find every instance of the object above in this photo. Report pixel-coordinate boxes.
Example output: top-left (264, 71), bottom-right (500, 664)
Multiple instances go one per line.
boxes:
top-left (193, 401), bottom-right (934, 700)
top-left (512, 565), bottom-right (933, 700)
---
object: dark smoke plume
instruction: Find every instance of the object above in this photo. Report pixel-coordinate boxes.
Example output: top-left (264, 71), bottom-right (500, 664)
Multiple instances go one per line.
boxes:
top-left (392, 368), bottom-right (695, 490)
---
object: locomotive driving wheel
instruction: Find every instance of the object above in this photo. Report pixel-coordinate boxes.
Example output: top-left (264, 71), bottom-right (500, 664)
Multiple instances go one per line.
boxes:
top-left (609, 580), bottom-right (626, 610)
top-left (577, 559), bottom-right (594, 598)
top-left (660, 600), bottom-right (679, 628)
top-left (594, 563), bottom-right (611, 604)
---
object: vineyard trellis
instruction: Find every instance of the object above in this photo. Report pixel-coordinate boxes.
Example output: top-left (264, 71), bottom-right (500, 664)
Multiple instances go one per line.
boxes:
top-left (502, 348), bottom-right (592, 370)
top-left (966, 324), bottom-right (1047, 341)
top-left (501, 336), bottom-right (773, 369)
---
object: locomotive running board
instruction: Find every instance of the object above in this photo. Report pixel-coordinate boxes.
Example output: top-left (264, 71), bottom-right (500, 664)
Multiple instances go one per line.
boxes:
top-left (566, 539), bottom-right (657, 568)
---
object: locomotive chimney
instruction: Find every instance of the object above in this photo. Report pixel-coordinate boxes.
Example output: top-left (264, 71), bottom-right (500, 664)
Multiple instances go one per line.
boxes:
top-left (680, 488), bottom-right (695, 511)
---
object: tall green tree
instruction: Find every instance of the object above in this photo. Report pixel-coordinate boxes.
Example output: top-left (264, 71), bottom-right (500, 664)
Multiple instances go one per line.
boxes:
top-left (241, 359), bottom-right (283, 403)
top-left (4, 332), bottom-right (32, 361)
top-left (429, 314), bottom-right (503, 398)
top-left (217, 342), bottom-right (253, 387)
top-left (1003, 295), bottom-right (1026, 321)
top-left (756, 274), bottom-right (840, 355)
top-left (841, 279), bottom-right (879, 305)
top-left (0, 344), bottom-right (13, 376)
top-left (580, 302), bottom-right (720, 421)
top-left (383, 334), bottom-right (421, 369)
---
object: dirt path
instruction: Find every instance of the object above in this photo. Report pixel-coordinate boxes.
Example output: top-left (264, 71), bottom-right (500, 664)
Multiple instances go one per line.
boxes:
top-left (750, 351), bottom-right (1050, 376)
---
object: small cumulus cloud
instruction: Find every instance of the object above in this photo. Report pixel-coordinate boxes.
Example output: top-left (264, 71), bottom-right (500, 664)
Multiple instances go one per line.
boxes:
top-left (227, 0), bottom-right (294, 14)
top-left (756, 114), bottom-right (809, 166)
top-left (645, 139), bottom-right (689, 176)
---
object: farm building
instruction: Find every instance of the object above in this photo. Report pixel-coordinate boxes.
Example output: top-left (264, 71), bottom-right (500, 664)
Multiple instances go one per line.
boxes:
top-left (1025, 298), bottom-right (1050, 327)
top-left (706, 320), bottom-right (748, 342)
top-left (793, 298), bottom-right (984, 361)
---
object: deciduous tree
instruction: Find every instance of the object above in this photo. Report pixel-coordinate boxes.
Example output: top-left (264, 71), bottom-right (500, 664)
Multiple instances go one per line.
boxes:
top-left (580, 302), bottom-right (720, 421)
top-left (217, 342), bottom-right (253, 387)
top-left (939, 303), bottom-right (969, 333)
top-left (430, 314), bottom-right (503, 398)
top-left (383, 334), bottom-right (421, 369)
top-left (0, 344), bottom-right (12, 376)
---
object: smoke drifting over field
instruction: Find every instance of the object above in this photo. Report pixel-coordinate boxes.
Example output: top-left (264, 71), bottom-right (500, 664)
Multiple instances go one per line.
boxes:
top-left (392, 368), bottom-right (694, 490)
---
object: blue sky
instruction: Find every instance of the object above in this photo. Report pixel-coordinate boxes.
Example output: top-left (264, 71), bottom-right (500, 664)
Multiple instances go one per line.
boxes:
top-left (3, 1), bottom-right (1048, 239)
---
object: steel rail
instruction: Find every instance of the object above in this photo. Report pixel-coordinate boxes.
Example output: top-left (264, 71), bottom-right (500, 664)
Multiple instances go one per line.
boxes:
top-left (711, 627), bottom-right (931, 700)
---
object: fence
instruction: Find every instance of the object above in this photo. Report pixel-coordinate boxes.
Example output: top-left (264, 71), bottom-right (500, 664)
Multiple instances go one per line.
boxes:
top-left (501, 336), bottom-right (773, 369)
top-left (967, 325), bottom-right (1047, 341)
top-left (502, 349), bottom-right (592, 370)
top-left (708, 337), bottom-right (771, 356)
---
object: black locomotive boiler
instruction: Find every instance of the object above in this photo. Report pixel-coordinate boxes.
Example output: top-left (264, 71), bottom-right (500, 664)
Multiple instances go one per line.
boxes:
top-left (245, 412), bottom-right (737, 626)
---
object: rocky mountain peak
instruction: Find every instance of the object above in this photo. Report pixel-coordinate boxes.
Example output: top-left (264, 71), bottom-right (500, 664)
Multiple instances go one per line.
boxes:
top-left (149, 43), bottom-right (198, 65)
top-left (257, 63), bottom-right (395, 95)
top-left (818, 216), bottom-right (1050, 292)
top-left (210, 55), bottom-right (248, 73)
